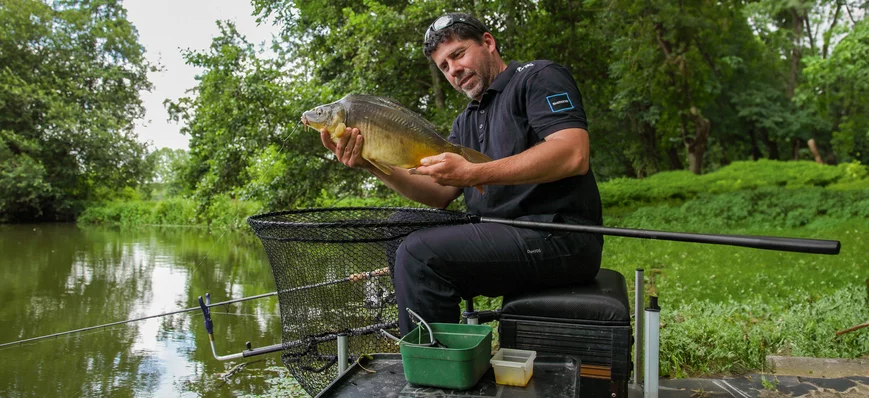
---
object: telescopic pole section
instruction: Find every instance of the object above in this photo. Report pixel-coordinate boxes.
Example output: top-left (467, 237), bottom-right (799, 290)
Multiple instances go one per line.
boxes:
top-left (473, 216), bottom-right (841, 255)
top-left (633, 268), bottom-right (644, 387)
top-left (464, 299), bottom-right (478, 325)
top-left (337, 335), bottom-right (349, 373)
top-left (644, 296), bottom-right (661, 398)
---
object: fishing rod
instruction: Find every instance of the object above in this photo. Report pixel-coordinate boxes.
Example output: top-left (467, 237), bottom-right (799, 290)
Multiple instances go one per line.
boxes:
top-left (199, 267), bottom-right (391, 362)
top-left (0, 267), bottom-right (391, 349)
top-left (470, 216), bottom-right (841, 255)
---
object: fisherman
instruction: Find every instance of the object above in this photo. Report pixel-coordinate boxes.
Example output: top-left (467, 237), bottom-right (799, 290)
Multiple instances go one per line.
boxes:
top-left (317, 12), bottom-right (603, 335)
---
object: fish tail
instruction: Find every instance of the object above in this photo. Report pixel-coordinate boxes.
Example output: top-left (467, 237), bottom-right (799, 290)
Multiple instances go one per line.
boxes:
top-left (459, 147), bottom-right (493, 163)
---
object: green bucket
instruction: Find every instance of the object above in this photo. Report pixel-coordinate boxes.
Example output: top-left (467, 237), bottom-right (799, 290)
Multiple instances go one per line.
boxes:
top-left (399, 323), bottom-right (493, 390)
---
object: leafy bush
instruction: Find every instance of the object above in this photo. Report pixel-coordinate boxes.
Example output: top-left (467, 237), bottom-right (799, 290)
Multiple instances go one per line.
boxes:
top-left (617, 186), bottom-right (869, 230)
top-left (599, 160), bottom-right (868, 209)
top-left (660, 286), bottom-right (869, 377)
top-left (79, 198), bottom-right (213, 227)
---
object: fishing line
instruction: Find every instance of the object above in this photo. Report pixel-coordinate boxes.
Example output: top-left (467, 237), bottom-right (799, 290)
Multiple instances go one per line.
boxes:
top-left (0, 268), bottom-right (389, 349)
top-left (188, 226), bottom-right (230, 285)
top-left (0, 293), bottom-right (272, 350)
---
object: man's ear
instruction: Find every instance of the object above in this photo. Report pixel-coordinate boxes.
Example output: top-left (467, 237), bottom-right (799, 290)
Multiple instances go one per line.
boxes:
top-left (482, 32), bottom-right (498, 54)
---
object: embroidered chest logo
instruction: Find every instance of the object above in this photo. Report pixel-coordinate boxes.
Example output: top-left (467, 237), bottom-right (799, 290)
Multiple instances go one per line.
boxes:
top-left (517, 63), bottom-right (535, 72)
top-left (546, 92), bottom-right (574, 112)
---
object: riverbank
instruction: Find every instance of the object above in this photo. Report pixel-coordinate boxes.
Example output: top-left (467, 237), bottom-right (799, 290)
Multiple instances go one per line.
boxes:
top-left (74, 160), bottom-right (869, 386)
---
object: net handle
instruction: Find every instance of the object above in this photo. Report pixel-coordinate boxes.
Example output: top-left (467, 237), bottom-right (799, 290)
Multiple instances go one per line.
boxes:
top-left (470, 215), bottom-right (841, 255)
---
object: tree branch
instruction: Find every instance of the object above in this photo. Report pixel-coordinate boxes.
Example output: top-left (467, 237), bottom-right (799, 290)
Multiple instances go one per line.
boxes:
top-left (823, 2), bottom-right (842, 59)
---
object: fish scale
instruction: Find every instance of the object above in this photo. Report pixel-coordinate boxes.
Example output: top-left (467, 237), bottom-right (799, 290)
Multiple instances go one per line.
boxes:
top-left (301, 94), bottom-right (492, 192)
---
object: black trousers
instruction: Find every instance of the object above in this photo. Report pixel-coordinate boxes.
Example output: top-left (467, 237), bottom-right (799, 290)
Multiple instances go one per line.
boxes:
top-left (391, 215), bottom-right (602, 335)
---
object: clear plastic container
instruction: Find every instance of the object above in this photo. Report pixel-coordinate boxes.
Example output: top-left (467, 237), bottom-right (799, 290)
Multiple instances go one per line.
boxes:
top-left (489, 348), bottom-right (536, 387)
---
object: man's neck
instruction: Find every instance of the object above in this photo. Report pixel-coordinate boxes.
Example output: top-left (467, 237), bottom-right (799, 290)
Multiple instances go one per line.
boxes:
top-left (474, 58), bottom-right (509, 102)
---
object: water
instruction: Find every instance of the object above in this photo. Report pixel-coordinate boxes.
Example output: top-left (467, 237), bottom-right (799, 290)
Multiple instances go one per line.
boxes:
top-left (0, 223), bottom-right (286, 397)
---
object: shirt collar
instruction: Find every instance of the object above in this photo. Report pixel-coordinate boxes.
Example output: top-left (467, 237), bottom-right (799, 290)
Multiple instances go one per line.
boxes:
top-left (487, 60), bottom-right (520, 93)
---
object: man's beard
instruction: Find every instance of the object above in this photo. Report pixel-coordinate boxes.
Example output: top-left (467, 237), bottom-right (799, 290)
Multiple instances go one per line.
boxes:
top-left (460, 73), bottom-right (485, 100)
top-left (458, 61), bottom-right (494, 100)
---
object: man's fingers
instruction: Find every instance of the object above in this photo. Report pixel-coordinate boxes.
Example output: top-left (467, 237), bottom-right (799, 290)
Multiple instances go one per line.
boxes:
top-left (336, 131), bottom-right (351, 155)
top-left (320, 129), bottom-right (336, 150)
top-left (421, 153), bottom-right (450, 166)
top-left (352, 135), bottom-right (364, 158)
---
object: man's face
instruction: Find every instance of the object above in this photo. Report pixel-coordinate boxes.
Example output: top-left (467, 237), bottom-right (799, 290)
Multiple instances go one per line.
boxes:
top-left (430, 33), bottom-right (498, 101)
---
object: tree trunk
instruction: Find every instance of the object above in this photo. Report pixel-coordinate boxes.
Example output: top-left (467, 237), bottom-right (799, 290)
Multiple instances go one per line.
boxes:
top-left (666, 144), bottom-right (683, 170)
top-left (428, 60), bottom-right (445, 110)
top-left (621, 157), bottom-right (638, 178)
top-left (787, 9), bottom-right (803, 99)
top-left (639, 123), bottom-right (660, 174)
top-left (748, 127), bottom-right (761, 160)
top-left (807, 138), bottom-right (824, 164)
top-left (792, 138), bottom-right (801, 160)
top-left (682, 107), bottom-right (710, 175)
top-left (759, 129), bottom-right (779, 160)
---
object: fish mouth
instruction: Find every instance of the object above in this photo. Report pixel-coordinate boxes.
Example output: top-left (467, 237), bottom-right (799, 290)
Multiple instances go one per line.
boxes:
top-left (301, 115), bottom-right (308, 127)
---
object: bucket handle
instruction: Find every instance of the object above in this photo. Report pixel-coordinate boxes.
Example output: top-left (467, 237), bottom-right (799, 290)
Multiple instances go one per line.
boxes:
top-left (380, 308), bottom-right (442, 347)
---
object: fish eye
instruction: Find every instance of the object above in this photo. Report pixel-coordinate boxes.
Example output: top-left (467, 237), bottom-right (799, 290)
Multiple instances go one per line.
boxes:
top-left (316, 109), bottom-right (323, 115)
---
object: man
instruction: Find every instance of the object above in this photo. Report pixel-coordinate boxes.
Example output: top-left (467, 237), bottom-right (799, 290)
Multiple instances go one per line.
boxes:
top-left (318, 12), bottom-right (602, 335)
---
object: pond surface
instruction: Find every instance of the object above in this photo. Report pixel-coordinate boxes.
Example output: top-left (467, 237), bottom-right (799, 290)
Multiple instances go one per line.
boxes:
top-left (0, 223), bottom-right (287, 397)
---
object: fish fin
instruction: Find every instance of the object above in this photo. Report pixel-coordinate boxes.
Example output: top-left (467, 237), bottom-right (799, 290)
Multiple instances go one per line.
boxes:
top-left (474, 185), bottom-right (485, 195)
top-left (332, 122), bottom-right (348, 140)
top-left (368, 159), bottom-right (393, 175)
top-left (460, 147), bottom-right (493, 163)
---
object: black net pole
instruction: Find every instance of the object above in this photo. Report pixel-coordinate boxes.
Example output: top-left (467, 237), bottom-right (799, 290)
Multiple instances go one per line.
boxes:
top-left (473, 216), bottom-right (841, 255)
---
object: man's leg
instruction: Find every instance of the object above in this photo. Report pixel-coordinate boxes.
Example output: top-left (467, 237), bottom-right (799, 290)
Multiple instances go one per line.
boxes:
top-left (392, 222), bottom-right (601, 335)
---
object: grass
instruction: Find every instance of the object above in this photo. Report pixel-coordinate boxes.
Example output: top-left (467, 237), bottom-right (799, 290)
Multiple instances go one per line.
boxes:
top-left (249, 199), bottom-right (868, 396)
top-left (601, 219), bottom-right (868, 377)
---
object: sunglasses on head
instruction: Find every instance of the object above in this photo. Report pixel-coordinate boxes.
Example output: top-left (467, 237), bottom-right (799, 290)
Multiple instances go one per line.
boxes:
top-left (424, 14), bottom-right (487, 43)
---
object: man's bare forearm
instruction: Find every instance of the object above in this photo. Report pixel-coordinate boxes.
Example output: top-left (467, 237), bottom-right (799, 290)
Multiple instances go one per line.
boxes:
top-left (368, 167), bottom-right (461, 209)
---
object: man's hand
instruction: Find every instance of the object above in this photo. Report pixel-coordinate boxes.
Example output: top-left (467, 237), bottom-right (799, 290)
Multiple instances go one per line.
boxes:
top-left (409, 152), bottom-right (478, 187)
top-left (320, 127), bottom-right (373, 171)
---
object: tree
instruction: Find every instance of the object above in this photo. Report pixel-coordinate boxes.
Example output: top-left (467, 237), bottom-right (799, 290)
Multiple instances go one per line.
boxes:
top-left (143, 147), bottom-right (188, 198)
top-left (0, 0), bottom-right (153, 221)
top-left (798, 17), bottom-right (869, 164)
top-left (609, 0), bottom-right (755, 174)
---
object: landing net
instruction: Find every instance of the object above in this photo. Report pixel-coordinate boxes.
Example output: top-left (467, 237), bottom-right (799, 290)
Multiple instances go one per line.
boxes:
top-left (247, 207), bottom-right (469, 395)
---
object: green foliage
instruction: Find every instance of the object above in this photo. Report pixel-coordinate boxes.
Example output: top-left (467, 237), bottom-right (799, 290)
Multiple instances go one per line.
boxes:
top-left (78, 198), bottom-right (198, 226)
top-left (201, 194), bottom-right (264, 229)
top-left (144, 148), bottom-right (189, 199)
top-left (798, 17), bottom-right (869, 164)
top-left (621, 187), bottom-right (869, 230)
top-left (659, 286), bottom-right (869, 377)
top-left (0, 0), bottom-right (153, 221)
top-left (155, 0), bottom-right (869, 213)
top-left (77, 195), bottom-right (262, 229)
top-left (600, 160), bottom-right (868, 209)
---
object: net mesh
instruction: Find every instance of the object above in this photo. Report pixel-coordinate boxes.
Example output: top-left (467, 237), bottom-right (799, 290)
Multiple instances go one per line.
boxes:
top-left (247, 207), bottom-right (470, 395)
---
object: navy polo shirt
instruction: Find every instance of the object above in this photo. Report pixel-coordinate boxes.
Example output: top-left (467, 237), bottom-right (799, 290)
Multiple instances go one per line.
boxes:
top-left (448, 60), bottom-right (602, 227)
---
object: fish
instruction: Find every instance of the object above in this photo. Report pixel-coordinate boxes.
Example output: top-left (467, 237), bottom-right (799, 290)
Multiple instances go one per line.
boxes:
top-left (301, 94), bottom-right (492, 193)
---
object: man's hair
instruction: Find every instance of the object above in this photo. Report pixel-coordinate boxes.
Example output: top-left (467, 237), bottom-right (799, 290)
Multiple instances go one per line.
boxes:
top-left (423, 13), bottom-right (498, 59)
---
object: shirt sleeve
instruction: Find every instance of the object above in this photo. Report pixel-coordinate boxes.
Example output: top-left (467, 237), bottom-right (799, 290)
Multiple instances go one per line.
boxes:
top-left (525, 64), bottom-right (588, 140)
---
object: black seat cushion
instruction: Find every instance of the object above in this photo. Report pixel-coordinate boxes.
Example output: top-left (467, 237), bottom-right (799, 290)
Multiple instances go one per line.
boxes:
top-left (501, 268), bottom-right (630, 326)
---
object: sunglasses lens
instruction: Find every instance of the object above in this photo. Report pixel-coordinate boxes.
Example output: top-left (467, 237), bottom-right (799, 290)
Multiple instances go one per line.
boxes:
top-left (432, 15), bottom-right (453, 31)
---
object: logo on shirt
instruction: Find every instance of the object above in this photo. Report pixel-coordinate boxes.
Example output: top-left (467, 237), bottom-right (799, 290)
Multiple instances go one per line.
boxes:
top-left (517, 63), bottom-right (535, 72)
top-left (546, 92), bottom-right (574, 112)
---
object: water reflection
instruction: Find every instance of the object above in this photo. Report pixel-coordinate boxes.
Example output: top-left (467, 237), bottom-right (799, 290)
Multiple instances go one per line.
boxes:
top-left (0, 224), bottom-right (285, 397)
